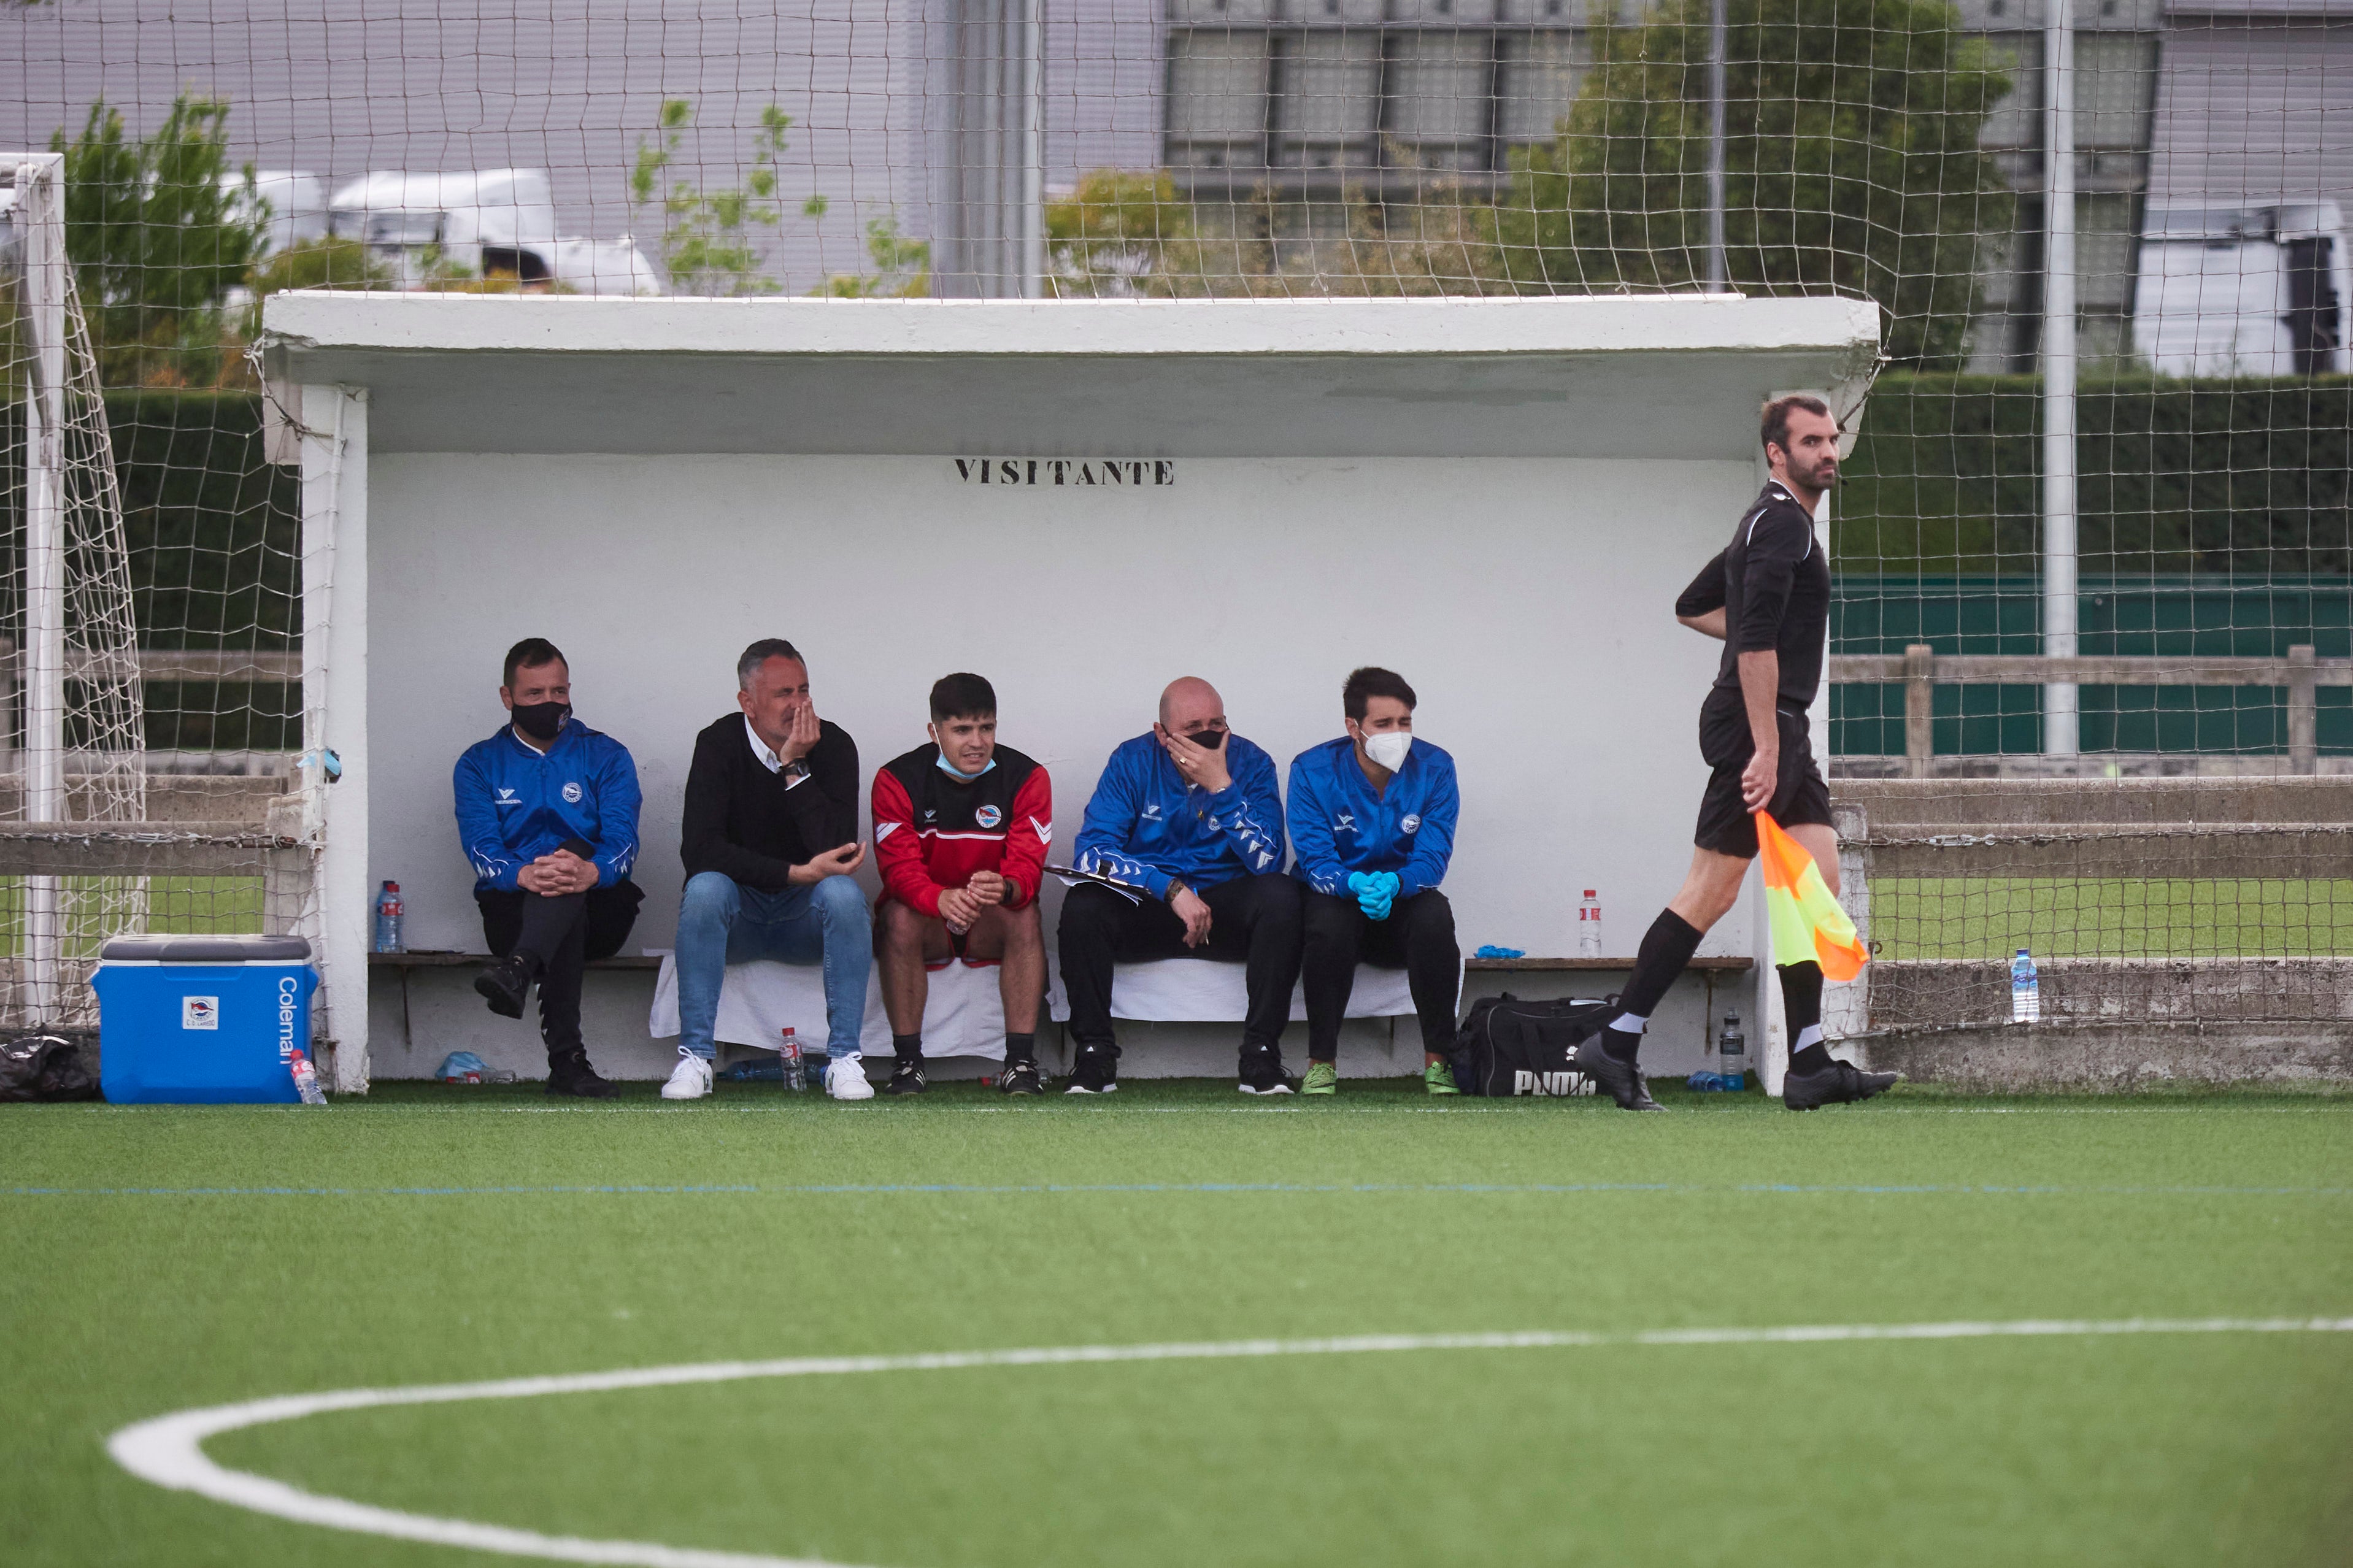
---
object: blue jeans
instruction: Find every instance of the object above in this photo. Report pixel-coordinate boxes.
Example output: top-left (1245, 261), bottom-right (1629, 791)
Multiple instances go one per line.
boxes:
top-left (676, 871), bottom-right (872, 1060)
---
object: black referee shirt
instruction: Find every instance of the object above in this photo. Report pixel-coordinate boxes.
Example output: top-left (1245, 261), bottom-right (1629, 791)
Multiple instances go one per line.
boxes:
top-left (1675, 481), bottom-right (1831, 711)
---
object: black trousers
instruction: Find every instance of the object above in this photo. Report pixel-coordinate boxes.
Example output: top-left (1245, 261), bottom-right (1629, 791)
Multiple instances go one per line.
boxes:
top-left (1301, 888), bottom-right (1461, 1061)
top-left (477, 881), bottom-right (644, 1057)
top-left (1058, 875), bottom-right (1303, 1055)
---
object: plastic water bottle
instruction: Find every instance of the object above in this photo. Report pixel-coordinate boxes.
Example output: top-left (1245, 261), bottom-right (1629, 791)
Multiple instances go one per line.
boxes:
top-left (289, 1047), bottom-right (326, 1105)
top-left (1717, 1013), bottom-right (1747, 1091)
top-left (780, 1027), bottom-right (807, 1093)
top-left (722, 1058), bottom-right (785, 1082)
top-left (2010, 948), bottom-right (2040, 1023)
top-left (373, 881), bottom-right (404, 953)
top-left (1576, 890), bottom-right (1602, 958)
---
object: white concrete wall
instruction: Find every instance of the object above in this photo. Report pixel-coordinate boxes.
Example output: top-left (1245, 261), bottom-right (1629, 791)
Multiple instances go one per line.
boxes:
top-left (367, 449), bottom-right (1756, 1075)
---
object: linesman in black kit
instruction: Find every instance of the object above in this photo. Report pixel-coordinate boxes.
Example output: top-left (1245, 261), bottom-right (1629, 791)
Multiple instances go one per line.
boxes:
top-left (1573, 394), bottom-right (1899, 1113)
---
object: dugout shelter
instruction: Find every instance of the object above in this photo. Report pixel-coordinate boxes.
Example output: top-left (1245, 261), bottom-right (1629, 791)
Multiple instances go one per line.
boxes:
top-left (260, 293), bottom-right (1879, 1091)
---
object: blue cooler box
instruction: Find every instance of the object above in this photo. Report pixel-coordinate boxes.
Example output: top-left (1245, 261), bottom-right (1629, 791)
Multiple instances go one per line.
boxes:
top-left (92, 935), bottom-right (319, 1104)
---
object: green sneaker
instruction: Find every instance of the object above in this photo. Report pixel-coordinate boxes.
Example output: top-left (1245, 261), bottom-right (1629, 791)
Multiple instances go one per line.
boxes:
top-left (1423, 1059), bottom-right (1460, 1096)
top-left (1301, 1061), bottom-right (1339, 1096)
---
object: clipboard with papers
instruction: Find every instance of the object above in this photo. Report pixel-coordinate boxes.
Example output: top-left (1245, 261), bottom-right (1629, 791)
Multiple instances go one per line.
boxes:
top-left (1046, 862), bottom-right (1155, 904)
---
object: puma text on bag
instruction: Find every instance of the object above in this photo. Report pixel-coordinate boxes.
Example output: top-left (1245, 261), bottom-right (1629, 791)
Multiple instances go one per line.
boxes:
top-left (1449, 994), bottom-right (1614, 1097)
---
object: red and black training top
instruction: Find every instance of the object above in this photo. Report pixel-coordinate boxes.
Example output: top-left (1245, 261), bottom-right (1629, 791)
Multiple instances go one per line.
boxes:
top-left (871, 744), bottom-right (1053, 918)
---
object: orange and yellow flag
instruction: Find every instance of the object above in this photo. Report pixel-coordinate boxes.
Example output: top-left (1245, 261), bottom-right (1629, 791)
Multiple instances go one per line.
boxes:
top-left (1756, 810), bottom-right (1868, 980)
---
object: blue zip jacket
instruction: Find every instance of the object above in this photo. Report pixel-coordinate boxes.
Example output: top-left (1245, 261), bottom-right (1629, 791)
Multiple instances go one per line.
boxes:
top-left (1072, 731), bottom-right (1287, 899)
top-left (453, 718), bottom-right (643, 892)
top-left (1286, 736), bottom-right (1459, 898)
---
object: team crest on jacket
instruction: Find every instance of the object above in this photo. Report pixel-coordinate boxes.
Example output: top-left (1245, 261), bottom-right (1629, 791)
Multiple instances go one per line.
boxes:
top-left (976, 804), bottom-right (1003, 829)
top-left (562, 782), bottom-right (583, 804)
top-left (1402, 813), bottom-right (1420, 834)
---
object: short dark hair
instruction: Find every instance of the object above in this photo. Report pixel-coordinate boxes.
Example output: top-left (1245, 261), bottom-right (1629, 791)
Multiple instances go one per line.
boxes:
top-left (737, 638), bottom-right (804, 691)
top-left (929, 672), bottom-right (998, 723)
top-left (1760, 394), bottom-right (1832, 460)
top-left (503, 637), bottom-right (566, 690)
top-left (1342, 666), bottom-right (1416, 722)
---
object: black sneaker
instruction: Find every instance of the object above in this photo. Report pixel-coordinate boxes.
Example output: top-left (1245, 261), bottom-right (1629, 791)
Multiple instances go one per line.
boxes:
top-left (1569, 1037), bottom-right (1663, 1112)
top-left (545, 1049), bottom-right (618, 1099)
top-left (885, 1056), bottom-right (928, 1096)
top-left (1782, 1059), bottom-right (1900, 1112)
top-left (1065, 1046), bottom-right (1118, 1095)
top-left (1237, 1047), bottom-right (1300, 1096)
top-left (474, 955), bottom-right (531, 1019)
top-left (1001, 1058), bottom-right (1046, 1096)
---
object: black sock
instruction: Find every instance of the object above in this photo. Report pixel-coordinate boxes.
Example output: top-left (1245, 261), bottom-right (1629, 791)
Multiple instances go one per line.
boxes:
top-left (1003, 1032), bottom-right (1035, 1063)
top-left (1779, 962), bottom-right (1830, 1073)
top-left (892, 1033), bottom-right (923, 1062)
top-left (1603, 910), bottom-right (1706, 1055)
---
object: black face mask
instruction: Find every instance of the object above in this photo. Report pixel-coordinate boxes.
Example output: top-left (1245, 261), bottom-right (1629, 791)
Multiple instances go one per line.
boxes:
top-left (1185, 728), bottom-right (1229, 751)
top-left (511, 701), bottom-right (569, 742)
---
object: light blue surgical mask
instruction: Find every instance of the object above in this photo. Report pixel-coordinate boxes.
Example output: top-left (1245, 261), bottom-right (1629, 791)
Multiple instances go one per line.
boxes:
top-left (937, 752), bottom-right (996, 781)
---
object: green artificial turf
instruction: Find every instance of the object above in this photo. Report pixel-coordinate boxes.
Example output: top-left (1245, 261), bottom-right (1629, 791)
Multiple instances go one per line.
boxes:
top-left (5, 1080), bottom-right (2349, 1567)
top-left (0, 875), bottom-right (263, 952)
top-left (1871, 877), bottom-right (2353, 959)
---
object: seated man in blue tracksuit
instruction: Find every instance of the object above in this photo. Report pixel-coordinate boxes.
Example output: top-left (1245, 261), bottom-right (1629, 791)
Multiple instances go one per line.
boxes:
top-left (1287, 666), bottom-right (1461, 1096)
top-left (453, 637), bottom-right (645, 1098)
top-left (1059, 675), bottom-right (1304, 1096)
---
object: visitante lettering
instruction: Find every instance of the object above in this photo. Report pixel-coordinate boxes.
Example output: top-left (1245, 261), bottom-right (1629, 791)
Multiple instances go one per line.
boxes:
top-left (953, 458), bottom-right (1174, 487)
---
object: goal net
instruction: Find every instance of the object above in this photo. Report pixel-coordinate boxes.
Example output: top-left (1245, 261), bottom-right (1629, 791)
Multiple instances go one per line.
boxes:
top-left (1, 153), bottom-right (309, 1033)
top-left (0, 0), bottom-right (2344, 1068)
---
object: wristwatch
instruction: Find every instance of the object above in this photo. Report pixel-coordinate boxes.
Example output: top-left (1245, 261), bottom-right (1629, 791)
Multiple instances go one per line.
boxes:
top-left (1163, 878), bottom-right (1189, 904)
top-left (782, 760), bottom-right (812, 788)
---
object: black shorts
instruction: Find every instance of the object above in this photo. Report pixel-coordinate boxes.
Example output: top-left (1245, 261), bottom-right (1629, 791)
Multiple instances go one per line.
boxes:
top-left (1692, 688), bottom-right (1833, 858)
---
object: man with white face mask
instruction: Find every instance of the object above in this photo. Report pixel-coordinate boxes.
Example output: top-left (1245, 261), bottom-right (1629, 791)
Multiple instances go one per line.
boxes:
top-left (1286, 667), bottom-right (1463, 1096)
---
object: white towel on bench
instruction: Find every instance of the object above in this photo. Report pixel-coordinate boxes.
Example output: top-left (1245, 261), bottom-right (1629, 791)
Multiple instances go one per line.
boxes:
top-left (646, 952), bottom-right (1018, 1061)
top-left (1044, 955), bottom-right (1435, 1024)
top-left (645, 952), bottom-right (1445, 1062)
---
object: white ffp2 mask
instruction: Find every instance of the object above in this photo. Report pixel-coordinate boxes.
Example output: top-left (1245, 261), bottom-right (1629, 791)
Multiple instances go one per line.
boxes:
top-left (1364, 731), bottom-right (1412, 771)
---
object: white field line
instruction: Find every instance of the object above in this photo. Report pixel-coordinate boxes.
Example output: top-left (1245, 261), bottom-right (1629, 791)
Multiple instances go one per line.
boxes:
top-left (109, 1317), bottom-right (2353, 1568)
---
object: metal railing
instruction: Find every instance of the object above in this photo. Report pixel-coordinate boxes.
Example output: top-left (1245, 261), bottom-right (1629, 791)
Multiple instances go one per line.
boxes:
top-left (1830, 645), bottom-right (2353, 776)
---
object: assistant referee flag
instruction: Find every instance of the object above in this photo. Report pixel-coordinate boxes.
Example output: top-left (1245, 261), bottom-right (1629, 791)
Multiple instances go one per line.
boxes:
top-left (1757, 810), bottom-right (1868, 980)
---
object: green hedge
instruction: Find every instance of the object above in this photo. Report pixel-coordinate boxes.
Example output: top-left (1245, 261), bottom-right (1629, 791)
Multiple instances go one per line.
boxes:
top-left (0, 390), bottom-right (296, 749)
top-left (0, 390), bottom-right (298, 648)
top-left (101, 390), bottom-right (300, 650)
top-left (1836, 374), bottom-right (2353, 577)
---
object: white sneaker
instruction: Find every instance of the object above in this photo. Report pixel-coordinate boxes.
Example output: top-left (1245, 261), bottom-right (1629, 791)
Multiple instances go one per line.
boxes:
top-left (660, 1053), bottom-right (714, 1101)
top-left (825, 1053), bottom-right (876, 1101)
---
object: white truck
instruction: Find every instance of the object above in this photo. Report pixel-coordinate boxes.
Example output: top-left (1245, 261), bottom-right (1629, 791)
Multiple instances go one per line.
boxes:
top-left (323, 167), bottom-right (660, 294)
top-left (2134, 202), bottom-right (2351, 377)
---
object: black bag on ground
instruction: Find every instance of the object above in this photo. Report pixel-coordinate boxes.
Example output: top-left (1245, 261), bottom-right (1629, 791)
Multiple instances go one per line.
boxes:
top-left (0, 1031), bottom-right (100, 1103)
top-left (1450, 994), bottom-right (1616, 1097)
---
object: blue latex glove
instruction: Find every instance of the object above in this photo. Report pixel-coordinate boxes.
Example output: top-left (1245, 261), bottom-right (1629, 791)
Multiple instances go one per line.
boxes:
top-left (1350, 870), bottom-right (1400, 920)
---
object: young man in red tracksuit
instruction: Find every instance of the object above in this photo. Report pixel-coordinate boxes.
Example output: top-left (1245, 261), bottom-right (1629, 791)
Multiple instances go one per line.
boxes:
top-left (871, 672), bottom-right (1053, 1096)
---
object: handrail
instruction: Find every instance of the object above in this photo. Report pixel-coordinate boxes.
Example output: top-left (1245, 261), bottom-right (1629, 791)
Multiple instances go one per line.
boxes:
top-left (1830, 644), bottom-right (2341, 775)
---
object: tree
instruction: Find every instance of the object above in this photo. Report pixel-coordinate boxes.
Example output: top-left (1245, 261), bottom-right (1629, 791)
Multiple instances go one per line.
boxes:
top-left (630, 101), bottom-right (817, 296)
top-left (52, 95), bottom-right (267, 383)
top-left (1492, 0), bottom-right (2014, 369)
top-left (811, 216), bottom-right (930, 298)
top-left (1044, 169), bottom-right (1506, 298)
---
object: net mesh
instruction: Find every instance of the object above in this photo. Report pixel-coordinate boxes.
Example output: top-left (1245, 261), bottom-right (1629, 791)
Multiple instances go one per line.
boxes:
top-left (0, 0), bottom-right (2346, 1051)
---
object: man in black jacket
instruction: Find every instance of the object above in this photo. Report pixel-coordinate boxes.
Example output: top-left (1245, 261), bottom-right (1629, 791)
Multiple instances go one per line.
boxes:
top-left (666, 639), bottom-right (874, 1102)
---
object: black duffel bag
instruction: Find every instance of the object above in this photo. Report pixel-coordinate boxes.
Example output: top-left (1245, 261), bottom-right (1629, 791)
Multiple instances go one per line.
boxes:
top-left (0, 1031), bottom-right (100, 1103)
top-left (1450, 993), bottom-right (1617, 1097)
